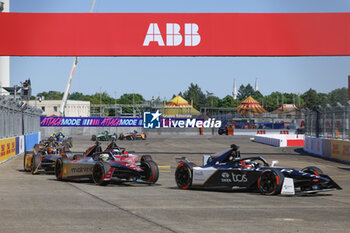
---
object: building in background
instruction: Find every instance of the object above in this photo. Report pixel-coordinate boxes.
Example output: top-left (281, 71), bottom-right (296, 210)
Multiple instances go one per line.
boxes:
top-left (27, 100), bottom-right (90, 117)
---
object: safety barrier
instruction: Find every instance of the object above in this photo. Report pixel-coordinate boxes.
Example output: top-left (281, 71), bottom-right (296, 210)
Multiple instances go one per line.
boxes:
top-left (0, 132), bottom-right (40, 164)
top-left (254, 134), bottom-right (304, 147)
top-left (304, 136), bottom-right (350, 163)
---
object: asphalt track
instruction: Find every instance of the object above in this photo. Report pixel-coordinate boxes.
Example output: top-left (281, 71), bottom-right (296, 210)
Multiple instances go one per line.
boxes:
top-left (1, 135), bottom-right (350, 233)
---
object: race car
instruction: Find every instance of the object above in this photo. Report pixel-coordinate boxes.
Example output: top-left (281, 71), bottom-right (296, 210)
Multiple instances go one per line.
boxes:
top-left (54, 144), bottom-right (158, 186)
top-left (53, 132), bottom-right (73, 148)
top-left (175, 144), bottom-right (342, 195)
top-left (118, 130), bottom-right (147, 140)
top-left (23, 137), bottom-right (70, 172)
top-left (91, 131), bottom-right (117, 141)
top-left (26, 140), bottom-right (102, 174)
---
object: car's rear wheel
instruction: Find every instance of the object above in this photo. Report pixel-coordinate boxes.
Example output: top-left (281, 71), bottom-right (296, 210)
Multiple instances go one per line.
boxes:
top-left (301, 166), bottom-right (323, 176)
top-left (91, 135), bottom-right (96, 141)
top-left (141, 155), bottom-right (153, 162)
top-left (55, 158), bottom-right (64, 181)
top-left (23, 152), bottom-right (29, 171)
top-left (31, 153), bottom-right (41, 174)
top-left (140, 160), bottom-right (159, 184)
top-left (92, 162), bottom-right (110, 186)
top-left (175, 163), bottom-right (193, 190)
top-left (258, 169), bottom-right (284, 195)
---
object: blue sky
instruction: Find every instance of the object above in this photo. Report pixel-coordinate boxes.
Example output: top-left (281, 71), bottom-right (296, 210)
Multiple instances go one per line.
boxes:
top-left (9, 0), bottom-right (350, 100)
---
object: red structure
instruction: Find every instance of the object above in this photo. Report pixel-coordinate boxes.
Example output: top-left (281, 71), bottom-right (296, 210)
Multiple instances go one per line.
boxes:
top-left (0, 13), bottom-right (350, 56)
top-left (348, 76), bottom-right (350, 100)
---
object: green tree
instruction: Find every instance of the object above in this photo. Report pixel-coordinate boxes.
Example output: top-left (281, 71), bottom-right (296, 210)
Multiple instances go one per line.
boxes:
top-left (218, 95), bottom-right (236, 108)
top-left (328, 88), bottom-right (348, 106)
top-left (237, 84), bottom-right (255, 101)
top-left (118, 93), bottom-right (145, 113)
top-left (36, 91), bottom-right (63, 100)
top-left (68, 92), bottom-right (85, 101)
top-left (205, 91), bottom-right (220, 107)
top-left (183, 83), bottom-right (206, 110)
top-left (301, 88), bottom-right (320, 109)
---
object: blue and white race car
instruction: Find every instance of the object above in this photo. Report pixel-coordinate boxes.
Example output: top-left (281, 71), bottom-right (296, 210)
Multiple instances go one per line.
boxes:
top-left (175, 145), bottom-right (342, 195)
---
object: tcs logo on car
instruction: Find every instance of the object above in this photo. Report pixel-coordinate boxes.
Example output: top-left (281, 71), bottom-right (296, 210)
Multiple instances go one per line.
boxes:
top-left (143, 23), bottom-right (201, 47)
top-left (221, 172), bottom-right (248, 183)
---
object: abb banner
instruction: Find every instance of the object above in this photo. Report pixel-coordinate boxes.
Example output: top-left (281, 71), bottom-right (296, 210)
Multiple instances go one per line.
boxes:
top-left (0, 13), bottom-right (350, 56)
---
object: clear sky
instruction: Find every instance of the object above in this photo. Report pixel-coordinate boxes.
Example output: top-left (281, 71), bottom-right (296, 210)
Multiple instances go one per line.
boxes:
top-left (9, 0), bottom-right (350, 100)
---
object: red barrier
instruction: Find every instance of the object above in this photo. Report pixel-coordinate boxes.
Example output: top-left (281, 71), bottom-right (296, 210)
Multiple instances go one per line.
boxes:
top-left (0, 13), bottom-right (350, 56)
top-left (287, 139), bottom-right (304, 147)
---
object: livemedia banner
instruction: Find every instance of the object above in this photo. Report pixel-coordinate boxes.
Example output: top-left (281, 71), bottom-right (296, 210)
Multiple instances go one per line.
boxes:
top-left (40, 117), bottom-right (143, 127)
top-left (1, 13), bottom-right (350, 56)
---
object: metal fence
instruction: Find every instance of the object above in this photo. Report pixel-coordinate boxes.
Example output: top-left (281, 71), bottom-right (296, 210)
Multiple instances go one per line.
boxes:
top-left (0, 96), bottom-right (42, 139)
top-left (305, 104), bottom-right (350, 140)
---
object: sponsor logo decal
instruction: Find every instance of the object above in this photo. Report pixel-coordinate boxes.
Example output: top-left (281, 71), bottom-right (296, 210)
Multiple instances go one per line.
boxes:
top-left (221, 172), bottom-right (248, 183)
top-left (162, 118), bottom-right (221, 128)
top-left (143, 23), bottom-right (201, 47)
top-left (143, 110), bottom-right (161, 129)
top-left (71, 167), bottom-right (93, 173)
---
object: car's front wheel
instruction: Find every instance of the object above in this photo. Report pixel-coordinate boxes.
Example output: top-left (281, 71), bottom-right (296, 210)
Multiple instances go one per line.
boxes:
top-left (92, 162), bottom-right (110, 186)
top-left (140, 160), bottom-right (159, 184)
top-left (258, 169), bottom-right (284, 195)
top-left (175, 163), bottom-right (193, 190)
top-left (55, 158), bottom-right (65, 181)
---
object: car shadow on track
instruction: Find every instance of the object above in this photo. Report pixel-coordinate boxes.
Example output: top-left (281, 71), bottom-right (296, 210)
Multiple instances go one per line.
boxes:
top-left (47, 178), bottom-right (162, 187)
top-left (166, 186), bottom-right (333, 197)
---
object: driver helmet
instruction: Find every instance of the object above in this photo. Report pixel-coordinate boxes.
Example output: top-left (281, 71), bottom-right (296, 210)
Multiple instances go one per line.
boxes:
top-left (112, 148), bottom-right (121, 154)
top-left (100, 153), bottom-right (109, 161)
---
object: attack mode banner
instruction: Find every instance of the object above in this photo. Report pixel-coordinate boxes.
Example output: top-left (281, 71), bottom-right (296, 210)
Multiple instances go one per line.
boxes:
top-left (40, 117), bottom-right (143, 127)
top-left (1, 13), bottom-right (350, 56)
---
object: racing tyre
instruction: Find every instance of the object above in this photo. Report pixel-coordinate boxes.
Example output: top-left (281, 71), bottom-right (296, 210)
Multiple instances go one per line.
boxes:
top-left (55, 158), bottom-right (65, 181)
top-left (300, 166), bottom-right (324, 193)
top-left (92, 162), bottom-right (111, 186)
top-left (258, 168), bottom-right (284, 195)
top-left (175, 162), bottom-right (193, 190)
top-left (140, 160), bottom-right (159, 184)
top-left (91, 135), bottom-right (96, 141)
top-left (23, 152), bottom-right (30, 171)
top-left (31, 153), bottom-right (41, 174)
top-left (301, 166), bottom-right (324, 176)
top-left (141, 155), bottom-right (153, 162)
top-left (218, 129), bottom-right (224, 135)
